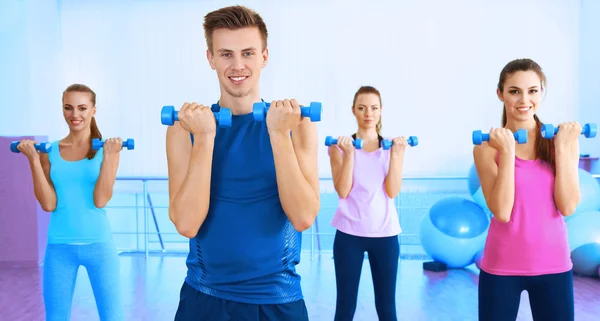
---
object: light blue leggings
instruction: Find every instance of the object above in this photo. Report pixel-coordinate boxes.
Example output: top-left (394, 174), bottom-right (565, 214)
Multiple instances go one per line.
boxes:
top-left (43, 241), bottom-right (124, 321)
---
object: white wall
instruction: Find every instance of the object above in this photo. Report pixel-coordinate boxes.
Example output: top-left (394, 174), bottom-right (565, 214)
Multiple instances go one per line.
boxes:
top-left (0, 0), bottom-right (62, 137)
top-left (0, 1), bottom-right (31, 135)
top-left (1, 0), bottom-right (583, 178)
top-left (579, 0), bottom-right (600, 173)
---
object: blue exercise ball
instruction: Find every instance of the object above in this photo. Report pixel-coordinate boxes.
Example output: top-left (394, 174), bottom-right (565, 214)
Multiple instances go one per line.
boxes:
top-left (566, 210), bottom-right (600, 277)
top-left (571, 244), bottom-right (600, 278)
top-left (570, 169), bottom-right (600, 217)
top-left (472, 186), bottom-right (492, 217)
top-left (474, 249), bottom-right (484, 269)
top-left (468, 164), bottom-right (492, 216)
top-left (467, 164), bottom-right (480, 196)
top-left (420, 197), bottom-right (490, 268)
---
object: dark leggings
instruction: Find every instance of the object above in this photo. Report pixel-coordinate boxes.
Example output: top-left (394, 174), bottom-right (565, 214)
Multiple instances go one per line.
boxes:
top-left (478, 269), bottom-right (574, 321)
top-left (333, 230), bottom-right (399, 321)
top-left (175, 282), bottom-right (308, 321)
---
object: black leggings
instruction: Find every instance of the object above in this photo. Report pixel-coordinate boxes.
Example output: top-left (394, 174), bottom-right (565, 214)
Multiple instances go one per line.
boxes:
top-left (478, 269), bottom-right (574, 321)
top-left (333, 230), bottom-right (399, 321)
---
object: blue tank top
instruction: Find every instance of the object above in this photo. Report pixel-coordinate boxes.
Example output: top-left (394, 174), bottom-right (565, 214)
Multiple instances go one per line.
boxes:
top-left (185, 102), bottom-right (303, 305)
top-left (47, 141), bottom-right (113, 244)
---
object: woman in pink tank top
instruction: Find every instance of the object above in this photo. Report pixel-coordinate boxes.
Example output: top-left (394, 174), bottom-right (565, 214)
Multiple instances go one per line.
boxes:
top-left (473, 58), bottom-right (581, 321)
top-left (327, 86), bottom-right (411, 321)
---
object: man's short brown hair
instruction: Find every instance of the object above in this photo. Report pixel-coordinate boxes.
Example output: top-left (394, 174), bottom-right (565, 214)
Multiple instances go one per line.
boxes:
top-left (203, 5), bottom-right (268, 54)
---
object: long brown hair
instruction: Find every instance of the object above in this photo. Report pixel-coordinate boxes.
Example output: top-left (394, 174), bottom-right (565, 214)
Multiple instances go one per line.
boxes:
top-left (62, 84), bottom-right (102, 160)
top-left (498, 58), bottom-right (554, 172)
top-left (352, 86), bottom-right (383, 136)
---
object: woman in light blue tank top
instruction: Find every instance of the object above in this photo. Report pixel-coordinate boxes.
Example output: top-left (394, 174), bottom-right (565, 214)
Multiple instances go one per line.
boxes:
top-left (14, 84), bottom-right (125, 321)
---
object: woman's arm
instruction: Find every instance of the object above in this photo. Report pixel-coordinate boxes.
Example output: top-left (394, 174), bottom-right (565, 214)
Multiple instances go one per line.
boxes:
top-left (17, 140), bottom-right (57, 212)
top-left (473, 144), bottom-right (515, 223)
top-left (385, 137), bottom-right (408, 198)
top-left (35, 153), bottom-right (58, 212)
top-left (329, 145), bottom-right (354, 199)
top-left (94, 138), bottom-right (121, 208)
top-left (553, 122), bottom-right (582, 216)
top-left (553, 144), bottom-right (580, 216)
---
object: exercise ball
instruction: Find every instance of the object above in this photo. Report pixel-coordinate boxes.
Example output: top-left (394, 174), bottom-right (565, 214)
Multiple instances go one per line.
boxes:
top-left (468, 164), bottom-right (492, 216)
top-left (474, 250), bottom-right (484, 270)
top-left (566, 210), bottom-right (600, 277)
top-left (472, 187), bottom-right (492, 217)
top-left (467, 164), bottom-right (480, 196)
top-left (570, 169), bottom-right (600, 217)
top-left (420, 197), bottom-right (490, 268)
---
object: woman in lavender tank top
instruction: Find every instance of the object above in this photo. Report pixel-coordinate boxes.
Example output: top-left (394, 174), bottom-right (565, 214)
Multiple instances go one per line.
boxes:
top-left (473, 58), bottom-right (581, 321)
top-left (328, 85), bottom-right (412, 321)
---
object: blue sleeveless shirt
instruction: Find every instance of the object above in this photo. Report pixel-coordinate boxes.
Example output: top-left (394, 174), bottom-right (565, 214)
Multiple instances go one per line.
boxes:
top-left (47, 141), bottom-right (113, 244)
top-left (184, 103), bottom-right (303, 304)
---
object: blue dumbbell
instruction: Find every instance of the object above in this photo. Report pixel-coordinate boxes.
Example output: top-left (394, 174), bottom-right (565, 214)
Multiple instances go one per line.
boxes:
top-left (381, 136), bottom-right (418, 150)
top-left (160, 105), bottom-right (232, 127)
top-left (253, 101), bottom-right (322, 122)
top-left (472, 129), bottom-right (528, 145)
top-left (92, 138), bottom-right (135, 151)
top-left (324, 136), bottom-right (363, 149)
top-left (541, 123), bottom-right (598, 139)
top-left (10, 141), bottom-right (52, 153)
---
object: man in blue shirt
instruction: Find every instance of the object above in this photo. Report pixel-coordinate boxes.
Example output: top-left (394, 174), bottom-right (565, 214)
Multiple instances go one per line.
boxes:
top-left (165, 5), bottom-right (320, 320)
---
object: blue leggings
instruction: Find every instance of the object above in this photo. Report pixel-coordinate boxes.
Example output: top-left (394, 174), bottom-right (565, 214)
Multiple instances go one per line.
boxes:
top-left (333, 230), bottom-right (399, 321)
top-left (478, 269), bottom-right (574, 321)
top-left (43, 242), bottom-right (124, 321)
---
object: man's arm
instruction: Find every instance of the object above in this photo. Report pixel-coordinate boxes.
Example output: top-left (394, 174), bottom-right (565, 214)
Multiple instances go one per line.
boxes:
top-left (166, 123), bottom-right (215, 238)
top-left (270, 118), bottom-right (320, 232)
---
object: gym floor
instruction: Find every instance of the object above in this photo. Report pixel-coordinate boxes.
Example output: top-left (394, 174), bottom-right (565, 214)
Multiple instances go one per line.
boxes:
top-left (2, 253), bottom-right (599, 321)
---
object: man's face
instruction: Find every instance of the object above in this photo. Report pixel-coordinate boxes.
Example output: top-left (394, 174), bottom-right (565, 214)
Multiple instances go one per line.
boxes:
top-left (207, 27), bottom-right (268, 98)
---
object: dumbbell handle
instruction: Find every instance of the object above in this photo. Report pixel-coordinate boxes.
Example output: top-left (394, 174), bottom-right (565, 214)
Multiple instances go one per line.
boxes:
top-left (381, 136), bottom-right (418, 149)
top-left (541, 123), bottom-right (598, 139)
top-left (324, 136), bottom-right (363, 149)
top-left (253, 101), bottom-right (322, 122)
top-left (92, 138), bottom-right (135, 151)
top-left (10, 141), bottom-right (52, 153)
top-left (472, 129), bottom-right (528, 145)
top-left (262, 104), bottom-right (313, 118)
top-left (160, 105), bottom-right (232, 128)
top-left (478, 132), bottom-right (521, 142)
top-left (171, 111), bottom-right (223, 122)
